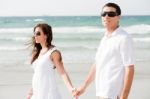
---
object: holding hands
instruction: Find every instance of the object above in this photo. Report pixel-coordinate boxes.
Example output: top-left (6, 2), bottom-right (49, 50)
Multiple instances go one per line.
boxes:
top-left (72, 65), bottom-right (96, 98)
top-left (72, 84), bottom-right (87, 99)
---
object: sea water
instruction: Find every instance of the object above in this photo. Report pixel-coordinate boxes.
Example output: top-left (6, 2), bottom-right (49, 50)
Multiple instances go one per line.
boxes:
top-left (0, 16), bottom-right (150, 66)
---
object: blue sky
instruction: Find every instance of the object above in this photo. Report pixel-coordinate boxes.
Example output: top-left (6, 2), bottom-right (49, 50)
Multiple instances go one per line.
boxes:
top-left (0, 0), bottom-right (150, 16)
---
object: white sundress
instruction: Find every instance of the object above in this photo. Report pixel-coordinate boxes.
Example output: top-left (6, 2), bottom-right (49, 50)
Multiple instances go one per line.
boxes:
top-left (31, 47), bottom-right (62, 99)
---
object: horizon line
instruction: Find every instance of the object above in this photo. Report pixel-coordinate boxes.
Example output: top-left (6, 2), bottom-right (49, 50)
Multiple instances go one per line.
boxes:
top-left (0, 14), bottom-right (150, 17)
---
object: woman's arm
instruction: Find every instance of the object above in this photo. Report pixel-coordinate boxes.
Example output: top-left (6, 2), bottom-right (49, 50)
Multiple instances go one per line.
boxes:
top-left (26, 88), bottom-right (33, 99)
top-left (51, 50), bottom-right (75, 93)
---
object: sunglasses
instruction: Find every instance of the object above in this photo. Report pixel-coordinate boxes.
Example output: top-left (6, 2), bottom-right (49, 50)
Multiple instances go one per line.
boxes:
top-left (101, 11), bottom-right (118, 17)
top-left (34, 31), bottom-right (41, 36)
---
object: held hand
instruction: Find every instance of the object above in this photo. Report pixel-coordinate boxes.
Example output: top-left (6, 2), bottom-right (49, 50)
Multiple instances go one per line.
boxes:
top-left (26, 93), bottom-right (32, 99)
top-left (26, 88), bottom-right (33, 99)
top-left (78, 86), bottom-right (85, 96)
top-left (71, 88), bottom-right (79, 99)
top-left (76, 85), bottom-right (86, 97)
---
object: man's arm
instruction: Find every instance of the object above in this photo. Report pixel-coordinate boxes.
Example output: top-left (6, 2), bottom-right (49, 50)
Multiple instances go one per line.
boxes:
top-left (120, 65), bottom-right (134, 99)
top-left (76, 64), bottom-right (96, 96)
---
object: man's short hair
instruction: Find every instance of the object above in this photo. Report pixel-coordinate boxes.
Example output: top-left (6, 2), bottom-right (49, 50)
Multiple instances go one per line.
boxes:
top-left (102, 3), bottom-right (121, 15)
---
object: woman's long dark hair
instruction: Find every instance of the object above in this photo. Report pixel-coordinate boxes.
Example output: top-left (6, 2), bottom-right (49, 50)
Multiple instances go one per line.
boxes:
top-left (31, 23), bottom-right (53, 64)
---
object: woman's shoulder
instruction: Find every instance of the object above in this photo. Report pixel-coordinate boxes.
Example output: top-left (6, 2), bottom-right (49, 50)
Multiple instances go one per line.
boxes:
top-left (49, 45), bottom-right (59, 51)
top-left (50, 47), bottom-right (62, 62)
top-left (48, 45), bottom-right (61, 55)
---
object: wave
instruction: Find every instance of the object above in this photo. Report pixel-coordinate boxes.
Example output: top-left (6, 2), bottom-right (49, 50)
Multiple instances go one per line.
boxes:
top-left (133, 37), bottom-right (150, 42)
top-left (0, 46), bottom-right (26, 51)
top-left (0, 24), bottom-right (150, 34)
top-left (0, 28), bottom-right (32, 34)
top-left (0, 35), bottom-right (150, 43)
top-left (59, 45), bottom-right (97, 50)
top-left (124, 24), bottom-right (150, 34)
top-left (0, 46), bottom-right (95, 51)
top-left (0, 43), bottom-right (97, 51)
top-left (53, 26), bottom-right (104, 33)
top-left (1, 37), bottom-right (150, 51)
top-left (0, 26), bottom-right (102, 34)
top-left (25, 18), bottom-right (45, 22)
top-left (33, 18), bottom-right (45, 22)
top-left (0, 37), bottom-right (30, 41)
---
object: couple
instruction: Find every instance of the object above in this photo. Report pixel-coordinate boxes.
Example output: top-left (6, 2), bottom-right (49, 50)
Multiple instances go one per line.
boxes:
top-left (27, 3), bottom-right (135, 99)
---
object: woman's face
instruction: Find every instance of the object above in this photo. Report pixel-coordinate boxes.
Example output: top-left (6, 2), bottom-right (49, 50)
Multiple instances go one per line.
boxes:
top-left (34, 27), bottom-right (47, 44)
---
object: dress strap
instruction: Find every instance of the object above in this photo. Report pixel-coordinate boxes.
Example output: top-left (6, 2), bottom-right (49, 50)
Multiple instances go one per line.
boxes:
top-left (47, 47), bottom-right (58, 69)
top-left (47, 47), bottom-right (57, 56)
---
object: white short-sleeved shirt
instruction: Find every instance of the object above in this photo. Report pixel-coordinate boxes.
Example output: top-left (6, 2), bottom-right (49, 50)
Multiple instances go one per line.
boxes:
top-left (95, 27), bottom-right (135, 98)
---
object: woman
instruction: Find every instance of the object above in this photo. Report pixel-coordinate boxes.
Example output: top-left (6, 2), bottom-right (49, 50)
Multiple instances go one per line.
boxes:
top-left (27, 23), bottom-right (76, 99)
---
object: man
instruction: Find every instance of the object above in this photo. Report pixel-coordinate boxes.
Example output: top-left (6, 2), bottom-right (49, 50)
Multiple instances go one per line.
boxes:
top-left (75, 3), bottom-right (135, 99)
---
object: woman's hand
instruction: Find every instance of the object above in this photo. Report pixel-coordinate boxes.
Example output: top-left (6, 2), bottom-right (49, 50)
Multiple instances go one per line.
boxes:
top-left (26, 93), bottom-right (33, 99)
top-left (26, 88), bottom-right (33, 99)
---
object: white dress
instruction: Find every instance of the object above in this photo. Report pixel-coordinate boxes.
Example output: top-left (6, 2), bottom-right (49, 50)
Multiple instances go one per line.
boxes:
top-left (31, 47), bottom-right (62, 99)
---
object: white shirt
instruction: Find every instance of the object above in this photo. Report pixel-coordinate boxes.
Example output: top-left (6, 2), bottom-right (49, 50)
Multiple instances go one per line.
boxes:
top-left (95, 27), bottom-right (135, 98)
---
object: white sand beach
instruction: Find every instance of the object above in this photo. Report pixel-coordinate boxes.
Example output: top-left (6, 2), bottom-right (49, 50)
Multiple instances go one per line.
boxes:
top-left (0, 62), bottom-right (150, 99)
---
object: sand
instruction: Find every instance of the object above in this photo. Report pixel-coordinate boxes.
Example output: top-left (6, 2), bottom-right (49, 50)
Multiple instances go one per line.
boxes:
top-left (0, 62), bottom-right (150, 99)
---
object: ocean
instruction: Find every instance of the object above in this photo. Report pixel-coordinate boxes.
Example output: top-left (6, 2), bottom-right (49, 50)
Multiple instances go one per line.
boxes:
top-left (0, 16), bottom-right (150, 99)
top-left (0, 16), bottom-right (150, 64)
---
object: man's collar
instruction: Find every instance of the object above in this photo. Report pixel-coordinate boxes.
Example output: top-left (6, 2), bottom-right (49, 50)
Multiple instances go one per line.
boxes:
top-left (105, 26), bottom-right (120, 37)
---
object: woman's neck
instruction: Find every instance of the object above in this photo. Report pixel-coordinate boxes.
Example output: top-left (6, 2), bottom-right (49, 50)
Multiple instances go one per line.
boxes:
top-left (40, 42), bottom-right (47, 49)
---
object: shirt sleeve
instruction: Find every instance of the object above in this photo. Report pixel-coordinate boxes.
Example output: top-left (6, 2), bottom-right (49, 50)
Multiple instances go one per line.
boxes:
top-left (120, 35), bottom-right (135, 67)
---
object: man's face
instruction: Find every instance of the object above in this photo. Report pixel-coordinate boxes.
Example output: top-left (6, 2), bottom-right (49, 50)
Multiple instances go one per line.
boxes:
top-left (101, 6), bottom-right (120, 28)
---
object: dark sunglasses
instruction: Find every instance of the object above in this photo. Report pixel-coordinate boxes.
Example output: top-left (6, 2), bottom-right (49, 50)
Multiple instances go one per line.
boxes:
top-left (34, 31), bottom-right (41, 36)
top-left (101, 11), bottom-right (118, 17)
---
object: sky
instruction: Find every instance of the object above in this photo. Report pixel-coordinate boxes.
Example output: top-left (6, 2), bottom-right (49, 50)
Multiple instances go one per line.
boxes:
top-left (0, 0), bottom-right (150, 16)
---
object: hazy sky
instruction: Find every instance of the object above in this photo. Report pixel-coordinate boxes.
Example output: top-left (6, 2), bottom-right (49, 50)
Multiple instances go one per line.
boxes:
top-left (0, 0), bottom-right (150, 16)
